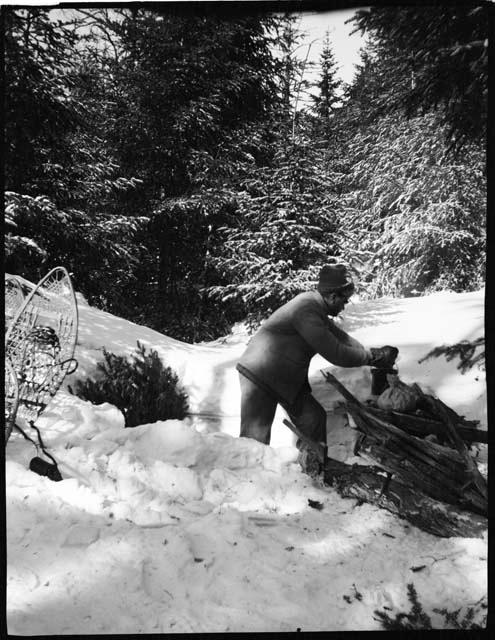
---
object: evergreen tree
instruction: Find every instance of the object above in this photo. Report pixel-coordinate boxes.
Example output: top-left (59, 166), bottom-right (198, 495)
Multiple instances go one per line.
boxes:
top-left (201, 14), bottom-right (349, 328)
top-left (340, 112), bottom-right (485, 297)
top-left (342, 43), bottom-right (397, 130)
top-left (109, 9), bottom-right (277, 202)
top-left (4, 7), bottom-right (144, 308)
top-left (4, 8), bottom-right (83, 198)
top-left (4, 6), bottom-right (281, 340)
top-left (274, 13), bottom-right (301, 118)
top-left (351, 5), bottom-right (489, 150)
top-left (205, 115), bottom-right (343, 327)
top-left (99, 8), bottom-right (280, 340)
top-left (272, 13), bottom-right (315, 137)
top-left (338, 10), bottom-right (487, 297)
top-left (70, 341), bottom-right (189, 428)
top-left (311, 32), bottom-right (342, 126)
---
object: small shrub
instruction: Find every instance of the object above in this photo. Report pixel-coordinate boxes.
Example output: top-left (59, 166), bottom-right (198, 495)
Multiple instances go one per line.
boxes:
top-left (374, 583), bottom-right (432, 630)
top-left (69, 341), bottom-right (189, 428)
top-left (374, 583), bottom-right (487, 630)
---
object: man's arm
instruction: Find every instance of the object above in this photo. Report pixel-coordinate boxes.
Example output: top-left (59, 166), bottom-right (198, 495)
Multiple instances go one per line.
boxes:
top-left (327, 318), bottom-right (368, 352)
top-left (293, 306), bottom-right (370, 367)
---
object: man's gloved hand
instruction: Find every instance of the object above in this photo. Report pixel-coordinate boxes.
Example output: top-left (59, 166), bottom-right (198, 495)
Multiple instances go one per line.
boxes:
top-left (368, 346), bottom-right (399, 369)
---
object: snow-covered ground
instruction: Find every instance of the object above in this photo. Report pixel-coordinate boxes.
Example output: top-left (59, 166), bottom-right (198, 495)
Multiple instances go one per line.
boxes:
top-left (6, 287), bottom-right (487, 633)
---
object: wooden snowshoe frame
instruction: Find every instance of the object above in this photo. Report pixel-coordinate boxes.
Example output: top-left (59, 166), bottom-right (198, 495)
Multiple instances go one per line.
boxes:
top-left (5, 267), bottom-right (79, 427)
top-left (5, 274), bottom-right (25, 332)
top-left (5, 358), bottom-right (19, 444)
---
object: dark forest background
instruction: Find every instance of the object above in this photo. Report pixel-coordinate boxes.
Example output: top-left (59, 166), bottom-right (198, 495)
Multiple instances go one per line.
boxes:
top-left (4, 5), bottom-right (487, 341)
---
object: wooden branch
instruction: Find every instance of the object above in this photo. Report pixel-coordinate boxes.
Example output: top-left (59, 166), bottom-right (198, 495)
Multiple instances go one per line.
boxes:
top-left (323, 458), bottom-right (487, 539)
top-left (348, 402), bottom-right (463, 471)
top-left (366, 406), bottom-right (487, 444)
top-left (360, 409), bottom-right (465, 469)
top-left (283, 419), bottom-right (328, 465)
top-left (411, 385), bottom-right (487, 497)
top-left (421, 395), bottom-right (488, 502)
top-left (321, 370), bottom-right (361, 405)
top-left (73, 9), bottom-right (122, 61)
top-left (411, 383), bottom-right (480, 430)
top-left (357, 428), bottom-right (465, 485)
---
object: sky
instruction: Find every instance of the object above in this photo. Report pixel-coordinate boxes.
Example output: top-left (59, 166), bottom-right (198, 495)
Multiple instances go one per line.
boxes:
top-left (297, 9), bottom-right (365, 86)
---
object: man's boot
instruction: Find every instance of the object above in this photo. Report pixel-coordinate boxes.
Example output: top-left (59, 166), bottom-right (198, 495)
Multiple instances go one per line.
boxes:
top-left (296, 439), bottom-right (324, 478)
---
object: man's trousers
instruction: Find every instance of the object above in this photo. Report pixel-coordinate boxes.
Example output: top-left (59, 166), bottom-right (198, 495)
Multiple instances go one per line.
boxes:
top-left (238, 372), bottom-right (327, 446)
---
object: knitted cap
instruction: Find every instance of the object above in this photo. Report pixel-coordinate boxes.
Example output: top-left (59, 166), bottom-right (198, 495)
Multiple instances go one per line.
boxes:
top-left (317, 264), bottom-right (354, 294)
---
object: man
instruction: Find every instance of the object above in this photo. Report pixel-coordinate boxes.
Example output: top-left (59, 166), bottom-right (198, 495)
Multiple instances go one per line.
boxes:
top-left (236, 263), bottom-right (397, 470)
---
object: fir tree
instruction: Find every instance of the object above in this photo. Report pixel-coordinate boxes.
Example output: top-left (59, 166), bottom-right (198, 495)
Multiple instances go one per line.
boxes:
top-left (205, 116), bottom-right (343, 327)
top-left (351, 5), bottom-right (489, 150)
top-left (311, 32), bottom-right (342, 129)
top-left (273, 13), bottom-right (315, 138)
top-left (69, 341), bottom-right (189, 428)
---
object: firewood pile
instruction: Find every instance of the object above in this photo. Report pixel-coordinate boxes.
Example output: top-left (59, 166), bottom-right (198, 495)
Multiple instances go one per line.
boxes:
top-left (320, 371), bottom-right (487, 537)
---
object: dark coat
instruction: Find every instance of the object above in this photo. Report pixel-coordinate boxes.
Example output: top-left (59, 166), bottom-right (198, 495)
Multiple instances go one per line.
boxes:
top-left (237, 290), bottom-right (369, 405)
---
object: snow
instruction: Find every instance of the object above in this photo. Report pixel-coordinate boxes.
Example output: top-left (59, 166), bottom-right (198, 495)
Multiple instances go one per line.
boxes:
top-left (6, 286), bottom-right (487, 633)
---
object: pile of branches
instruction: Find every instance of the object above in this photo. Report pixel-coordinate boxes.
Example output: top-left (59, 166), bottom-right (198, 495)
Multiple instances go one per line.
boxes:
top-left (320, 372), bottom-right (487, 538)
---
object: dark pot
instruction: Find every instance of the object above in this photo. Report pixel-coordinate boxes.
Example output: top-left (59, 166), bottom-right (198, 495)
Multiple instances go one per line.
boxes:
top-left (371, 367), bottom-right (398, 396)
